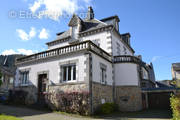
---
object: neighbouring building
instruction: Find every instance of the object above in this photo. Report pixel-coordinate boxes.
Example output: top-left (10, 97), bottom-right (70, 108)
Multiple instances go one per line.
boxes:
top-left (0, 55), bottom-right (21, 92)
top-left (15, 7), bottom-right (156, 114)
top-left (172, 63), bottom-right (180, 80)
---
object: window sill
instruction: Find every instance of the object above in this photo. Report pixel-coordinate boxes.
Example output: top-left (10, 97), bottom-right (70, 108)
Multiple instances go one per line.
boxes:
top-left (20, 84), bottom-right (29, 87)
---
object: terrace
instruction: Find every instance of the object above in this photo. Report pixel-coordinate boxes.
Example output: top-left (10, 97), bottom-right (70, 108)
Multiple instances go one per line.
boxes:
top-left (16, 40), bottom-right (112, 65)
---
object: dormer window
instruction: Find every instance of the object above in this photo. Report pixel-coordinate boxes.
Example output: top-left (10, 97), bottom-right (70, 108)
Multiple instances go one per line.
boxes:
top-left (71, 26), bottom-right (78, 39)
top-left (68, 14), bottom-right (83, 40)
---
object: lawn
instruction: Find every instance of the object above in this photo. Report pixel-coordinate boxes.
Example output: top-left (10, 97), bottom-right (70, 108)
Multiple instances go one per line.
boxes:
top-left (0, 114), bottom-right (22, 120)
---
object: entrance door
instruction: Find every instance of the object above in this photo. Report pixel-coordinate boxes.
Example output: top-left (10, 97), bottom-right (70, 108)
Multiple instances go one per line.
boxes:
top-left (38, 74), bottom-right (47, 103)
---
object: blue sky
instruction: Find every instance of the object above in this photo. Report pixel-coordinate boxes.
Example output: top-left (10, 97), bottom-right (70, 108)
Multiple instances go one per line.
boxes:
top-left (0, 0), bottom-right (180, 80)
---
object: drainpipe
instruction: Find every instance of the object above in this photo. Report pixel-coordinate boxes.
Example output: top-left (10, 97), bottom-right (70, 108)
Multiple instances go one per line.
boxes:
top-left (110, 25), bottom-right (116, 103)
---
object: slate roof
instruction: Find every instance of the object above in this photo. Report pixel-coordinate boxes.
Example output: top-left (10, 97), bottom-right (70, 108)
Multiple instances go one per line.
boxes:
top-left (0, 55), bottom-right (22, 75)
top-left (56, 30), bottom-right (71, 40)
top-left (46, 14), bottom-right (135, 53)
top-left (100, 15), bottom-right (120, 22)
top-left (47, 18), bottom-right (108, 45)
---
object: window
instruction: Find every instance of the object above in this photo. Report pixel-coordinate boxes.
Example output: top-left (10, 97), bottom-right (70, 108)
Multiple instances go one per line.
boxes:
top-left (100, 63), bottom-right (107, 84)
top-left (72, 26), bottom-right (78, 39)
top-left (20, 71), bottom-right (29, 85)
top-left (62, 64), bottom-right (76, 82)
top-left (116, 42), bottom-right (121, 55)
top-left (101, 68), bottom-right (106, 84)
top-left (142, 68), bottom-right (149, 80)
top-left (9, 77), bottom-right (14, 84)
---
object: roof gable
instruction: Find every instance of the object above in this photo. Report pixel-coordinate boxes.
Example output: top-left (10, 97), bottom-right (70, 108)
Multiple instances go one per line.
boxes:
top-left (68, 14), bottom-right (83, 27)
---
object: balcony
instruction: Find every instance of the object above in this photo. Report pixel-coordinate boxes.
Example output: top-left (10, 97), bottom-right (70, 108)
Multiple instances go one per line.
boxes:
top-left (114, 55), bottom-right (141, 63)
top-left (16, 40), bottom-right (112, 65)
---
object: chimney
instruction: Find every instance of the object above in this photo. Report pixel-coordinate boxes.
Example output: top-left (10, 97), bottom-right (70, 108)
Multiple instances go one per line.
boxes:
top-left (86, 6), bottom-right (94, 20)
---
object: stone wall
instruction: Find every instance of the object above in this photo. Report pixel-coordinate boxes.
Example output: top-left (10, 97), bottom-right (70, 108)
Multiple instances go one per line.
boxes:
top-left (46, 83), bottom-right (90, 114)
top-left (91, 82), bottom-right (113, 112)
top-left (115, 86), bottom-right (142, 111)
top-left (15, 85), bottom-right (37, 105)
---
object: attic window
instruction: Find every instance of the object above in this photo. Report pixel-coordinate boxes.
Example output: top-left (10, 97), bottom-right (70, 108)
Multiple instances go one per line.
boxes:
top-left (72, 26), bottom-right (78, 39)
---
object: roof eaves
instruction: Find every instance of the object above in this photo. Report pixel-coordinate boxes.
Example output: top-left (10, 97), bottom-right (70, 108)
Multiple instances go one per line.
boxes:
top-left (100, 15), bottom-right (120, 22)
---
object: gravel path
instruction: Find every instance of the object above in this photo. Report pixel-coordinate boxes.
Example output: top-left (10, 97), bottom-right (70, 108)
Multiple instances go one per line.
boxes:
top-left (0, 104), bottom-right (171, 120)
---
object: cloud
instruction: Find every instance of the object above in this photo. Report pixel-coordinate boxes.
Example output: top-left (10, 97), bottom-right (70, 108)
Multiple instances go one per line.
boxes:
top-left (16, 29), bottom-right (29, 41)
top-left (29, 27), bottom-right (36, 38)
top-left (39, 28), bottom-right (49, 39)
top-left (2, 49), bottom-right (17, 55)
top-left (29, 0), bottom-right (91, 21)
top-left (30, 0), bottom-right (42, 13)
top-left (16, 27), bottom-right (36, 41)
top-left (151, 56), bottom-right (162, 62)
top-left (1, 49), bottom-right (38, 55)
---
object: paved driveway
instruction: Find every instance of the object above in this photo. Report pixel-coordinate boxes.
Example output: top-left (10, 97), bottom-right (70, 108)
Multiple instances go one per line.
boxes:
top-left (0, 104), bottom-right (172, 120)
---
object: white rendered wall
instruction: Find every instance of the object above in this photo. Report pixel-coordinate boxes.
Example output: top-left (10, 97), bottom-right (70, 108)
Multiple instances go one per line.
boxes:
top-left (48, 41), bottom-right (69, 50)
top-left (80, 31), bottom-right (112, 54)
top-left (91, 53), bottom-right (113, 85)
top-left (112, 31), bottom-right (133, 56)
top-left (114, 63), bottom-right (139, 86)
top-left (15, 53), bottom-right (87, 87)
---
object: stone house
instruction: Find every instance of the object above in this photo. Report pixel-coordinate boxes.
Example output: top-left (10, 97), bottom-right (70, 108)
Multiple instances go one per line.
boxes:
top-left (172, 63), bottom-right (180, 80)
top-left (15, 7), bottom-right (155, 114)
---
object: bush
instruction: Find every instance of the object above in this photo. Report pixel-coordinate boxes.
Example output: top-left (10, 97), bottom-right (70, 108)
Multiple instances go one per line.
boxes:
top-left (95, 102), bottom-right (119, 115)
top-left (170, 94), bottom-right (180, 120)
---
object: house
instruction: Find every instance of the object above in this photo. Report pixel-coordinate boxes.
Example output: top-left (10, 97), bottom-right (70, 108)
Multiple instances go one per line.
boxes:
top-left (172, 63), bottom-right (180, 80)
top-left (0, 55), bottom-right (20, 92)
top-left (15, 7), bottom-right (156, 114)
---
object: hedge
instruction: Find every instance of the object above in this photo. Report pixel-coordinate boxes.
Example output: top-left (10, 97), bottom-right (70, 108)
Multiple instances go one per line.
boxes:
top-left (170, 93), bottom-right (180, 120)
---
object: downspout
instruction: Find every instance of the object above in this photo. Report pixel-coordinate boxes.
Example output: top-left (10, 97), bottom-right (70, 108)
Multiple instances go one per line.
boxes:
top-left (88, 52), bottom-right (93, 114)
top-left (110, 25), bottom-right (116, 103)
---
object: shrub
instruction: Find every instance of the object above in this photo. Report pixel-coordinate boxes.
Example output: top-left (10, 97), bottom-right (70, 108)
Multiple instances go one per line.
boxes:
top-left (95, 102), bottom-right (119, 115)
top-left (46, 91), bottom-right (90, 115)
top-left (170, 94), bottom-right (180, 120)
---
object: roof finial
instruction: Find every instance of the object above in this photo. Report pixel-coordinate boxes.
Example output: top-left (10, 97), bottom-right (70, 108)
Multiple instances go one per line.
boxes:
top-left (86, 6), bottom-right (94, 20)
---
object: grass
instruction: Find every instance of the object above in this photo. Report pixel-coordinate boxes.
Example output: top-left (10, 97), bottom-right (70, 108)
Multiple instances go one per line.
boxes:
top-left (0, 114), bottom-right (23, 120)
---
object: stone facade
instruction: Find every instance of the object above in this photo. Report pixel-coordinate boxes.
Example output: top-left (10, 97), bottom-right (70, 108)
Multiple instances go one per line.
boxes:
top-left (48, 83), bottom-right (89, 93)
top-left (115, 86), bottom-right (142, 111)
top-left (46, 83), bottom-right (89, 111)
top-left (15, 85), bottom-right (37, 105)
top-left (91, 82), bottom-right (113, 112)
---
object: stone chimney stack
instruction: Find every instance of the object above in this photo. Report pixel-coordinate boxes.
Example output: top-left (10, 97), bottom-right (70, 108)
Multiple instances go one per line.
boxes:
top-left (86, 6), bottom-right (94, 20)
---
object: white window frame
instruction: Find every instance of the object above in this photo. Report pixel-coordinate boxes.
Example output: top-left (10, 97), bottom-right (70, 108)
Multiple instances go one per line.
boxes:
top-left (61, 64), bottom-right (76, 83)
top-left (100, 63), bottom-right (107, 84)
top-left (101, 68), bottom-right (106, 84)
top-left (20, 71), bottom-right (29, 86)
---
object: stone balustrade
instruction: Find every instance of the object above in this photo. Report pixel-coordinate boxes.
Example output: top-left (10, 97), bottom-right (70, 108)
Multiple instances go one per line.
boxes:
top-left (16, 40), bottom-right (111, 64)
top-left (114, 55), bottom-right (141, 63)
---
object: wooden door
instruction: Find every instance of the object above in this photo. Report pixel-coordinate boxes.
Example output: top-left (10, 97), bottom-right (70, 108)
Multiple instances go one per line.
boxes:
top-left (38, 74), bottom-right (47, 103)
